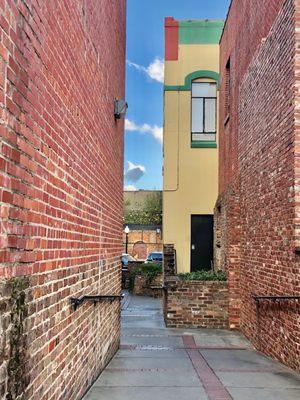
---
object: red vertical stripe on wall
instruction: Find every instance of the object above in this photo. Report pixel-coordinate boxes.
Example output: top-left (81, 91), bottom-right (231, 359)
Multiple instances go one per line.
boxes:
top-left (165, 17), bottom-right (179, 61)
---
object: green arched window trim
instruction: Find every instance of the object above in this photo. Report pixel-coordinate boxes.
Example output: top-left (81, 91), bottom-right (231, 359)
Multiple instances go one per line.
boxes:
top-left (164, 70), bottom-right (219, 91)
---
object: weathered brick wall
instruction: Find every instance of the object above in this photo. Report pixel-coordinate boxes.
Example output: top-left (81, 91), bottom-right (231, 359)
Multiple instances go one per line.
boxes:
top-left (0, 278), bottom-right (32, 399)
top-left (217, 0), bottom-right (300, 371)
top-left (219, 0), bottom-right (286, 193)
top-left (238, 0), bottom-right (298, 370)
top-left (213, 204), bottom-right (224, 271)
top-left (133, 274), bottom-right (163, 298)
top-left (164, 280), bottom-right (229, 329)
top-left (122, 261), bottom-right (144, 289)
top-left (214, 185), bottom-right (241, 329)
top-left (163, 244), bottom-right (177, 277)
top-left (123, 228), bottom-right (163, 259)
top-left (0, 1), bottom-right (126, 399)
top-left (294, 0), bottom-right (300, 249)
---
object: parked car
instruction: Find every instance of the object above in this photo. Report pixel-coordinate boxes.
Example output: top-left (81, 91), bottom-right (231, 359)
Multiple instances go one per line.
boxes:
top-left (121, 253), bottom-right (136, 268)
top-left (145, 251), bottom-right (163, 264)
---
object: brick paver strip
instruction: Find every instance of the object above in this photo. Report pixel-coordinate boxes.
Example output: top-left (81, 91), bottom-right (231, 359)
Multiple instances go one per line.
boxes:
top-left (182, 334), bottom-right (198, 349)
top-left (196, 346), bottom-right (247, 350)
top-left (183, 335), bottom-right (233, 400)
top-left (121, 334), bottom-right (183, 337)
top-left (216, 367), bottom-right (285, 373)
top-left (105, 368), bottom-right (184, 372)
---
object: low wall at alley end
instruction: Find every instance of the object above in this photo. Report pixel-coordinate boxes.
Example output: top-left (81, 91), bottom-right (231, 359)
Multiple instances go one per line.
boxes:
top-left (133, 274), bottom-right (163, 298)
top-left (164, 278), bottom-right (229, 329)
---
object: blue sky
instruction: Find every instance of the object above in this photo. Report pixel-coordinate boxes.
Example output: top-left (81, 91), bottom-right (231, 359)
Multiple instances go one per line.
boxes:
top-left (124, 0), bottom-right (231, 191)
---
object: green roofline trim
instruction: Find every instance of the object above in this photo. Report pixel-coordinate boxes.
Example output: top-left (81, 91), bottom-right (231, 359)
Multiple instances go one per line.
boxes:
top-left (179, 20), bottom-right (224, 28)
top-left (164, 70), bottom-right (220, 92)
top-left (179, 20), bottom-right (224, 45)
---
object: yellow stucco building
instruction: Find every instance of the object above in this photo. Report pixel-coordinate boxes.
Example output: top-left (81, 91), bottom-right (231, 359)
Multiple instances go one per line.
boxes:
top-left (163, 18), bottom-right (223, 273)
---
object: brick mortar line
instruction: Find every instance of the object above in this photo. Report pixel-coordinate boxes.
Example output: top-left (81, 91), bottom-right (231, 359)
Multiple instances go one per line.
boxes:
top-left (105, 367), bottom-right (284, 373)
top-left (215, 368), bottom-right (287, 373)
top-left (105, 368), bottom-right (283, 374)
top-left (121, 334), bottom-right (183, 337)
top-left (105, 368), bottom-right (186, 372)
top-left (119, 344), bottom-right (248, 350)
top-left (183, 335), bottom-right (233, 400)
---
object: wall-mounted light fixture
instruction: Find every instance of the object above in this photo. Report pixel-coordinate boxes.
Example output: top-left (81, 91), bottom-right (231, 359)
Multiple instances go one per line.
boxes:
top-left (114, 99), bottom-right (128, 120)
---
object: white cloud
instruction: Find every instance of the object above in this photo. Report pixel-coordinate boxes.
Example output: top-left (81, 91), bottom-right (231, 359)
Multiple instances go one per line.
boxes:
top-left (124, 185), bottom-right (137, 191)
top-left (125, 119), bottom-right (163, 145)
top-left (146, 58), bottom-right (164, 83)
top-left (150, 126), bottom-right (164, 144)
top-left (126, 60), bottom-right (144, 72)
top-left (125, 119), bottom-right (139, 131)
top-left (125, 161), bottom-right (146, 183)
top-left (127, 57), bottom-right (164, 83)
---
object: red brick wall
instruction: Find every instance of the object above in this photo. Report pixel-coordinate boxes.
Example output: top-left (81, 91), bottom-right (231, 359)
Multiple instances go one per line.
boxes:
top-left (133, 274), bottom-right (163, 298)
top-left (294, 0), bottom-right (300, 249)
top-left (218, 0), bottom-right (300, 370)
top-left (214, 189), bottom-right (241, 329)
top-left (238, 0), bottom-right (298, 370)
top-left (0, 1), bottom-right (126, 399)
top-left (219, 0), bottom-right (286, 193)
top-left (164, 280), bottom-right (229, 329)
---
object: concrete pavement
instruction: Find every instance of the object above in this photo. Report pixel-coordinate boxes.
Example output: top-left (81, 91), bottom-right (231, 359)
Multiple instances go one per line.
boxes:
top-left (83, 292), bottom-right (300, 400)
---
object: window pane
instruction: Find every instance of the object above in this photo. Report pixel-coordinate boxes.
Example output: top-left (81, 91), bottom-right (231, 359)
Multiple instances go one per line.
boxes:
top-left (192, 133), bottom-right (216, 142)
top-left (192, 98), bottom-right (203, 132)
top-left (192, 82), bottom-right (216, 97)
top-left (204, 99), bottom-right (216, 132)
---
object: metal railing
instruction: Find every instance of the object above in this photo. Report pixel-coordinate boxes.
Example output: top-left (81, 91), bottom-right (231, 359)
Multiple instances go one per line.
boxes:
top-left (252, 294), bottom-right (300, 305)
top-left (70, 294), bottom-right (124, 311)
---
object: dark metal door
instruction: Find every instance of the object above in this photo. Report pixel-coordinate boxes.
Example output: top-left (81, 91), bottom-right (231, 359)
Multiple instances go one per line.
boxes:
top-left (191, 215), bottom-right (213, 271)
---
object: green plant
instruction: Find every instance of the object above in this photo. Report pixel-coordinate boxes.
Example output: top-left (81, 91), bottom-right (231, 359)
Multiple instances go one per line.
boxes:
top-left (124, 192), bottom-right (162, 225)
top-left (129, 263), bottom-right (163, 290)
top-left (178, 270), bottom-right (227, 281)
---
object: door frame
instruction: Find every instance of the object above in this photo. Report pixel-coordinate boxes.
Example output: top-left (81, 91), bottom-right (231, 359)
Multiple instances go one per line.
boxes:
top-left (190, 214), bottom-right (214, 272)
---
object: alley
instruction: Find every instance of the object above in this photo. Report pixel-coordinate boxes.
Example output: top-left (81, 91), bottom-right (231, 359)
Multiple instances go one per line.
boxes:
top-left (83, 293), bottom-right (300, 400)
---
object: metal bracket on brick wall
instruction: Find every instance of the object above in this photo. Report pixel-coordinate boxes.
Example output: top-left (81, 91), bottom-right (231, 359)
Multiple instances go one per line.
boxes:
top-left (252, 294), bottom-right (300, 306)
top-left (70, 294), bottom-right (124, 311)
top-left (252, 294), bottom-right (300, 352)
